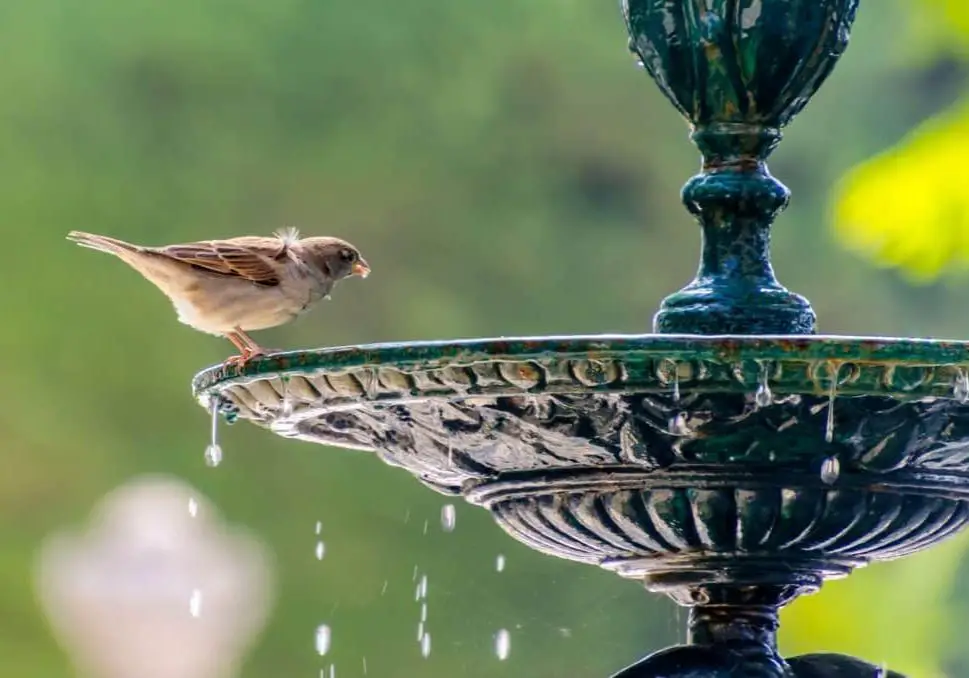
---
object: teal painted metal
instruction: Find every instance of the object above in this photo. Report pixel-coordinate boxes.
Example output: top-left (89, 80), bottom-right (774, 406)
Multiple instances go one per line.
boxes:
top-left (623, 0), bottom-right (859, 335)
top-left (191, 1), bottom-right (959, 676)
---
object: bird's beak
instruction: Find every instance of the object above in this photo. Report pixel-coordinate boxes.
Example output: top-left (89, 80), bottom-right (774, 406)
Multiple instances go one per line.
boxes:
top-left (352, 259), bottom-right (371, 278)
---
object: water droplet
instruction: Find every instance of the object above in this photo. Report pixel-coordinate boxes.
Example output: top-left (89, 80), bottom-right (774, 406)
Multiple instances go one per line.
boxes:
top-left (420, 632), bottom-right (432, 658)
top-left (671, 363), bottom-right (680, 403)
top-left (825, 364), bottom-right (840, 444)
top-left (206, 395), bottom-right (223, 467)
top-left (189, 589), bottom-right (202, 617)
top-left (955, 369), bottom-right (969, 403)
top-left (441, 504), bottom-right (456, 532)
top-left (315, 624), bottom-right (332, 656)
top-left (188, 498), bottom-right (198, 517)
top-left (820, 456), bottom-right (840, 485)
top-left (495, 629), bottom-right (511, 660)
top-left (412, 565), bottom-right (418, 580)
top-left (496, 554), bottom-right (506, 572)
top-left (204, 444), bottom-right (223, 467)
top-left (315, 541), bottom-right (326, 560)
top-left (315, 521), bottom-right (322, 534)
top-left (380, 580), bottom-right (388, 596)
top-left (415, 574), bottom-right (428, 600)
top-left (417, 622), bottom-right (424, 641)
top-left (328, 664), bottom-right (336, 678)
top-left (422, 519), bottom-right (429, 536)
top-left (669, 411), bottom-right (689, 435)
top-left (755, 361), bottom-right (773, 408)
top-left (420, 602), bottom-right (427, 622)
top-left (362, 657), bottom-right (368, 675)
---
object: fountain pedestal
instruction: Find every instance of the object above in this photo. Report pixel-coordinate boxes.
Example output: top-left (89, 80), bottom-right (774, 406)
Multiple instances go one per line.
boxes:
top-left (194, 1), bottom-right (969, 675)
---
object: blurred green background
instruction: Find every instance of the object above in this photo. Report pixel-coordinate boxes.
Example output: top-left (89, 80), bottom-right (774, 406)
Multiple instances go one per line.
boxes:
top-left (4, 0), bottom-right (969, 676)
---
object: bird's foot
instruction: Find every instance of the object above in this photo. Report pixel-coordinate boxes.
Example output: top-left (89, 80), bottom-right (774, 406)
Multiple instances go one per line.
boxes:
top-left (223, 348), bottom-right (271, 369)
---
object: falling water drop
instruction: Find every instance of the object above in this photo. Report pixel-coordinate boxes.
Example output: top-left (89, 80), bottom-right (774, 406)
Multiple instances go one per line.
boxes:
top-left (422, 519), bottom-right (429, 536)
top-left (671, 362), bottom-right (681, 403)
top-left (380, 580), bottom-right (388, 595)
top-left (421, 602), bottom-right (427, 622)
top-left (420, 632), bottom-right (432, 658)
top-left (315, 521), bottom-right (322, 534)
top-left (315, 541), bottom-right (326, 560)
top-left (189, 589), bottom-right (202, 618)
top-left (188, 498), bottom-right (198, 517)
top-left (328, 664), bottom-right (335, 678)
top-left (755, 362), bottom-right (773, 408)
top-left (417, 621), bottom-right (425, 641)
top-left (496, 554), bottom-right (506, 572)
top-left (824, 364), bottom-right (840, 444)
top-left (315, 624), bottom-right (332, 656)
top-left (417, 574), bottom-right (428, 600)
top-left (495, 629), bottom-right (511, 660)
top-left (362, 657), bottom-right (368, 675)
top-left (820, 456), bottom-right (840, 485)
top-left (205, 395), bottom-right (223, 467)
top-left (441, 504), bottom-right (456, 532)
top-left (955, 368), bottom-right (969, 403)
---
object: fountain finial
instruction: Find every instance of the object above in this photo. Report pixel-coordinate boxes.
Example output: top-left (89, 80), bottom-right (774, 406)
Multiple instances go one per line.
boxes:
top-left (624, 0), bottom-right (859, 335)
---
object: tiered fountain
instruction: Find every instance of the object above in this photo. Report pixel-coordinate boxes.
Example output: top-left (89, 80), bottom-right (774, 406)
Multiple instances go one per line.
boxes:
top-left (193, 1), bottom-right (969, 675)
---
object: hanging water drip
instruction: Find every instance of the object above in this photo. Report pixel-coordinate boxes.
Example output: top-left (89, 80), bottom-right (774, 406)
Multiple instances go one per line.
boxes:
top-left (954, 368), bottom-right (969, 404)
top-left (671, 363), bottom-right (680, 403)
top-left (820, 456), bottom-right (840, 485)
top-left (755, 361), bottom-right (773, 408)
top-left (824, 363), bottom-right (840, 444)
top-left (280, 376), bottom-right (294, 417)
top-left (669, 411), bottom-right (690, 435)
top-left (205, 394), bottom-right (223, 467)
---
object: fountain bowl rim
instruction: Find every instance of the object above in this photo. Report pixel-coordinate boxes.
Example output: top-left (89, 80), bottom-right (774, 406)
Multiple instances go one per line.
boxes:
top-left (193, 333), bottom-right (969, 396)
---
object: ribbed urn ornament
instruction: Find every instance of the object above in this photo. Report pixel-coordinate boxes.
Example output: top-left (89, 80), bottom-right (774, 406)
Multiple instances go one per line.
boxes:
top-left (36, 476), bottom-right (274, 678)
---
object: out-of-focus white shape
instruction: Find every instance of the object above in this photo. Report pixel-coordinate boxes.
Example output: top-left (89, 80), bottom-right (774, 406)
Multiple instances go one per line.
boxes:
top-left (35, 474), bottom-right (274, 678)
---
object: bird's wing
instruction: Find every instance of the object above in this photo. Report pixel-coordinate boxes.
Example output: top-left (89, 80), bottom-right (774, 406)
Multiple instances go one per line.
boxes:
top-left (152, 237), bottom-right (288, 287)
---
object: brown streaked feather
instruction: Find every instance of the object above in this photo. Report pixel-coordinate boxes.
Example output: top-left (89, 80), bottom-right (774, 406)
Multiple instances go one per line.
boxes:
top-left (150, 237), bottom-right (289, 287)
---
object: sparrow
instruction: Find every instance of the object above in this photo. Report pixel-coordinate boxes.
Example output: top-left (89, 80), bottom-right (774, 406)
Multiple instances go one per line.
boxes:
top-left (67, 227), bottom-right (370, 366)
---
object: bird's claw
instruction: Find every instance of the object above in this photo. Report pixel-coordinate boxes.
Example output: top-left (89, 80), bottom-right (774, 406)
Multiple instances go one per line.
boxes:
top-left (223, 349), bottom-right (273, 369)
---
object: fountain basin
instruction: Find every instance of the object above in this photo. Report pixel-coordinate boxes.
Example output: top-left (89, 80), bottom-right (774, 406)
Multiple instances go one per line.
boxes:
top-left (194, 334), bottom-right (969, 594)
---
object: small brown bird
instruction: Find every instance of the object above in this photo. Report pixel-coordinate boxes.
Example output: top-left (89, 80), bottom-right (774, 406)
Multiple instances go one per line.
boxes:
top-left (67, 228), bottom-right (370, 366)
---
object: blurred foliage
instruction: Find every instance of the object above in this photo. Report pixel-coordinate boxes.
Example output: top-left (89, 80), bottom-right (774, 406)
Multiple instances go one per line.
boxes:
top-left (833, 1), bottom-right (969, 282)
top-left (2, 0), bottom-right (969, 676)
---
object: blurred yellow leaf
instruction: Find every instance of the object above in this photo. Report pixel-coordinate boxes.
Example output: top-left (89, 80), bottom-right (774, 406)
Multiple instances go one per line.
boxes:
top-left (832, 101), bottom-right (969, 283)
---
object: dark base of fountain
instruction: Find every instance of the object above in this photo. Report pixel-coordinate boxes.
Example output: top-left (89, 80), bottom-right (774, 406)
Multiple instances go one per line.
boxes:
top-left (611, 586), bottom-right (903, 677)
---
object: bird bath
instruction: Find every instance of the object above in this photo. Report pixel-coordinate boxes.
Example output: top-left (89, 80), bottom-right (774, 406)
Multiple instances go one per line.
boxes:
top-left (193, 1), bottom-right (969, 675)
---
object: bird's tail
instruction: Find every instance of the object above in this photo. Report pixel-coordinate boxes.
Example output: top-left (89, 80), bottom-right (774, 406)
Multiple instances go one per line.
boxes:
top-left (66, 230), bottom-right (142, 256)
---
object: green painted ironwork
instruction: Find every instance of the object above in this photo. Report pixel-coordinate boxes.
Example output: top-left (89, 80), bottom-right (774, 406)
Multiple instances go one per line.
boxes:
top-left (193, 1), bottom-right (963, 676)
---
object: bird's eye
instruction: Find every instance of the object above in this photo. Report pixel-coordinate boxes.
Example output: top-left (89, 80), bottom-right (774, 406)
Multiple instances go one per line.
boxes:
top-left (339, 248), bottom-right (355, 262)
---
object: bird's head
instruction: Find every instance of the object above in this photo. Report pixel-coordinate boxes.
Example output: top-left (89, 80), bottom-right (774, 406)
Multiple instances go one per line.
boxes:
top-left (298, 237), bottom-right (370, 281)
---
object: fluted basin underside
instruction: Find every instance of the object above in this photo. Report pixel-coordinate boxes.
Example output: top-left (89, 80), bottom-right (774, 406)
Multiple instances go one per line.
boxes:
top-left (194, 334), bottom-right (969, 588)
